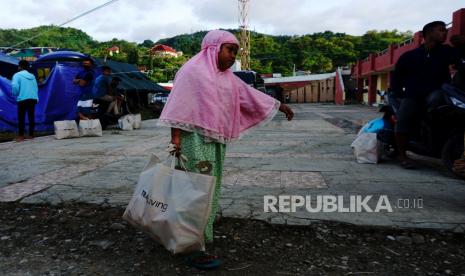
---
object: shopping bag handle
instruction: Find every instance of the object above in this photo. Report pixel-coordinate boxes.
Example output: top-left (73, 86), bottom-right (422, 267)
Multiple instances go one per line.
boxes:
top-left (166, 143), bottom-right (189, 172)
top-left (170, 155), bottom-right (189, 172)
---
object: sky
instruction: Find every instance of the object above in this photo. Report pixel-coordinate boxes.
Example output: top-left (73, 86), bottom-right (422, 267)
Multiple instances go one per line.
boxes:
top-left (0, 0), bottom-right (463, 43)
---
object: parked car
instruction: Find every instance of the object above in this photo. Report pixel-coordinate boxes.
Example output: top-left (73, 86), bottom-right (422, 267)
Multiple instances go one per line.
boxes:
top-left (150, 91), bottom-right (170, 104)
top-left (233, 70), bottom-right (266, 92)
top-left (149, 91), bottom-right (170, 116)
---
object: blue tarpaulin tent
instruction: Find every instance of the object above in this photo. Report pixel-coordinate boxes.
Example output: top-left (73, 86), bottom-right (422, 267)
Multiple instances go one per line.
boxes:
top-left (0, 51), bottom-right (168, 132)
top-left (0, 52), bottom-right (19, 79)
top-left (94, 58), bottom-right (167, 94)
top-left (0, 63), bottom-right (82, 132)
top-left (35, 50), bottom-right (89, 63)
top-left (0, 75), bottom-right (17, 130)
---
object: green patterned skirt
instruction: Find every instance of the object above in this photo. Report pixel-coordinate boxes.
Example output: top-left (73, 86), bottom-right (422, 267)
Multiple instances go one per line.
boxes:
top-left (179, 130), bottom-right (226, 243)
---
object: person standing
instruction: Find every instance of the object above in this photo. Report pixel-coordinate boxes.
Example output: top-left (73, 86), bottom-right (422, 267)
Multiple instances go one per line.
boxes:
top-left (73, 57), bottom-right (95, 97)
top-left (158, 30), bottom-right (294, 269)
top-left (12, 60), bottom-right (38, 142)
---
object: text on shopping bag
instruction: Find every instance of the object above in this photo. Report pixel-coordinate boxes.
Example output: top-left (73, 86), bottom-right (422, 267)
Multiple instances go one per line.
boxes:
top-left (141, 190), bottom-right (168, 212)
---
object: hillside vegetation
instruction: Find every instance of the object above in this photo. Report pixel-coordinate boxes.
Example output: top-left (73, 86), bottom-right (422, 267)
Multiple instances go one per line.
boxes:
top-left (0, 26), bottom-right (411, 81)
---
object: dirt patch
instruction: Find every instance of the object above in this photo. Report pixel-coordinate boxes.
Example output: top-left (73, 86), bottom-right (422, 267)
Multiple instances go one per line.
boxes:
top-left (323, 118), bottom-right (362, 134)
top-left (0, 131), bottom-right (53, 143)
top-left (1, 202), bottom-right (464, 275)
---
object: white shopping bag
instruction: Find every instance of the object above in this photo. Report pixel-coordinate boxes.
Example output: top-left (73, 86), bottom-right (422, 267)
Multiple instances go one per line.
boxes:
top-left (132, 113), bottom-right (142, 129)
top-left (118, 115), bottom-right (134, 131)
top-left (351, 132), bottom-right (381, 164)
top-left (79, 119), bottom-right (103, 137)
top-left (54, 120), bottom-right (80, 140)
top-left (123, 155), bottom-right (216, 254)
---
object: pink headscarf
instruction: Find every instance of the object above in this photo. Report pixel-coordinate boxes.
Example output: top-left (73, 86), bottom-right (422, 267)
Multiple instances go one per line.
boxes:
top-left (158, 30), bottom-right (280, 144)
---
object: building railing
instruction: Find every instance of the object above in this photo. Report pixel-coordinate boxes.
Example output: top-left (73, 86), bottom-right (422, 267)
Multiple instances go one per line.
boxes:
top-left (352, 10), bottom-right (463, 79)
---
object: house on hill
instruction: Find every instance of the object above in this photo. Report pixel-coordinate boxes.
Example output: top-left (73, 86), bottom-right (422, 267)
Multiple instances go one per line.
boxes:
top-left (149, 44), bottom-right (182, 58)
top-left (107, 46), bottom-right (120, 56)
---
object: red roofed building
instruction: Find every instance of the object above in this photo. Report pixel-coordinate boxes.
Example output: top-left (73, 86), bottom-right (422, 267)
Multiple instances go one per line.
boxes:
top-left (149, 44), bottom-right (182, 58)
top-left (107, 46), bottom-right (120, 56)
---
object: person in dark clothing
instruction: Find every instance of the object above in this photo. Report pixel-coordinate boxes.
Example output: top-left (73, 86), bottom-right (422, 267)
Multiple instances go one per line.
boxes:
top-left (73, 58), bottom-right (96, 120)
top-left (73, 58), bottom-right (95, 96)
top-left (391, 21), bottom-right (459, 169)
top-left (110, 76), bottom-right (126, 113)
top-left (110, 76), bottom-right (122, 95)
top-left (93, 66), bottom-right (121, 116)
top-left (12, 60), bottom-right (39, 142)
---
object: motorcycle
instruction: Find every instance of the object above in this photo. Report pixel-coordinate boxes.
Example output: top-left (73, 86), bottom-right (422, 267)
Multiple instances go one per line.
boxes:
top-left (377, 82), bottom-right (465, 175)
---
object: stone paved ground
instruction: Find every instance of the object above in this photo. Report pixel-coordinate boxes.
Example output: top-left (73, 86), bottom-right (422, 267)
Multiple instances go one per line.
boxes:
top-left (1, 104), bottom-right (465, 231)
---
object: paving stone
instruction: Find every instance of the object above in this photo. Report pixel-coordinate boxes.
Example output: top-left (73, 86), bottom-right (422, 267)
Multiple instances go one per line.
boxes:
top-left (1, 105), bottom-right (465, 231)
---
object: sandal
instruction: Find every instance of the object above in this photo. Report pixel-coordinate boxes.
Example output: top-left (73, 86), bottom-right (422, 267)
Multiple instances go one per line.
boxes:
top-left (184, 251), bottom-right (222, 270)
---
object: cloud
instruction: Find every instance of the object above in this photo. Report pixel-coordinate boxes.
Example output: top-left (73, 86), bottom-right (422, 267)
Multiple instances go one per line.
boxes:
top-left (246, 0), bottom-right (463, 35)
top-left (0, 0), bottom-right (463, 43)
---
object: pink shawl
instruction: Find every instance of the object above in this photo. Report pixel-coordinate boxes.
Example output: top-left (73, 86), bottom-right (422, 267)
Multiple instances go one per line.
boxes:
top-left (158, 30), bottom-right (280, 144)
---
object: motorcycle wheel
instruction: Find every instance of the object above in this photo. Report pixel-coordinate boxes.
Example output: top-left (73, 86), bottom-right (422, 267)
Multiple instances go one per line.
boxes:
top-left (441, 135), bottom-right (464, 175)
top-left (380, 141), bottom-right (398, 159)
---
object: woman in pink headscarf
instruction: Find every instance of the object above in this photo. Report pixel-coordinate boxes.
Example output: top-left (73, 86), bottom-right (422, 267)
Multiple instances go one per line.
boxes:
top-left (158, 30), bottom-right (293, 268)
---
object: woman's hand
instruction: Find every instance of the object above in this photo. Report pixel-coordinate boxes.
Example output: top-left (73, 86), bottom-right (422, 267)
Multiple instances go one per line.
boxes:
top-left (279, 103), bottom-right (294, 121)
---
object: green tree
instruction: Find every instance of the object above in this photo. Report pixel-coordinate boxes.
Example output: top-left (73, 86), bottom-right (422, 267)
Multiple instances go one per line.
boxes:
top-left (140, 39), bottom-right (154, 48)
top-left (127, 47), bottom-right (139, 64)
top-left (0, 26), bottom-right (412, 78)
